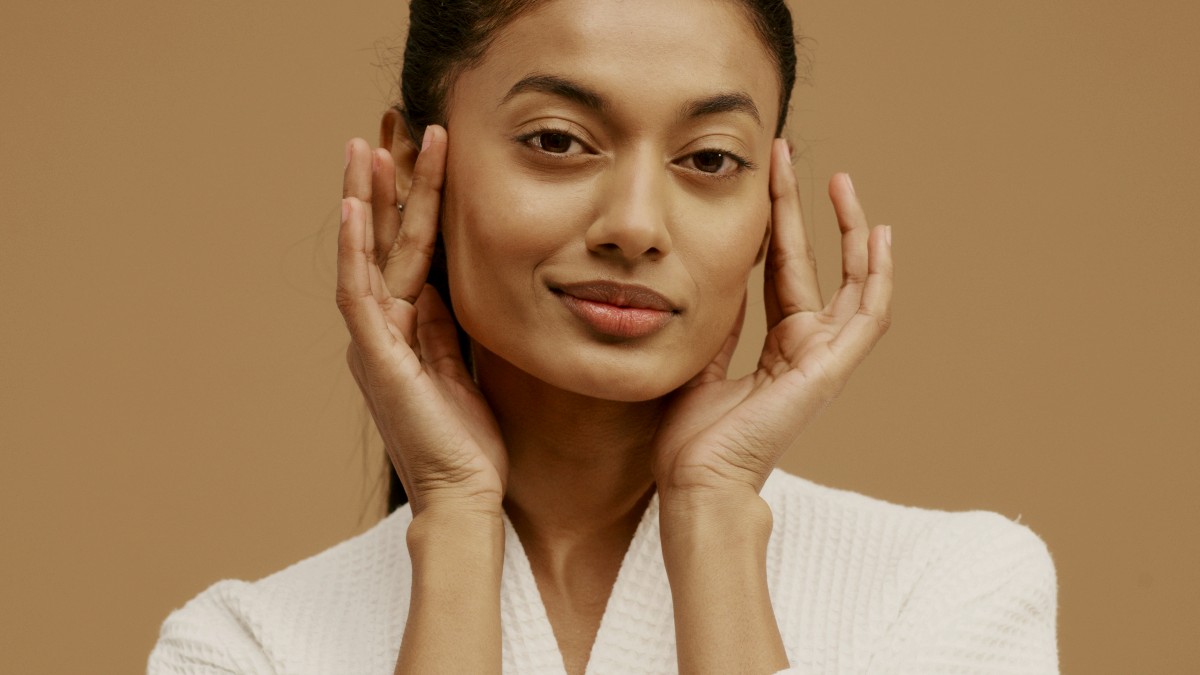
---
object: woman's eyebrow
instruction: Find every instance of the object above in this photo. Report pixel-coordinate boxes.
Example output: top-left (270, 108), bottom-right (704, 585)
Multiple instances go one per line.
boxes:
top-left (499, 73), bottom-right (761, 129)
top-left (682, 92), bottom-right (762, 128)
top-left (499, 74), bottom-right (607, 112)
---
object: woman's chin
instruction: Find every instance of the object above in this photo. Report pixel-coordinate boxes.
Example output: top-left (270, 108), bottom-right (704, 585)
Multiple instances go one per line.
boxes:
top-left (560, 371), bottom-right (681, 403)
top-left (533, 350), bottom-right (700, 403)
top-left (474, 340), bottom-right (696, 403)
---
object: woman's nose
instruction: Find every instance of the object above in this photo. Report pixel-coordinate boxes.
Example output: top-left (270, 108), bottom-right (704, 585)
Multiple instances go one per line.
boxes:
top-left (585, 155), bottom-right (673, 262)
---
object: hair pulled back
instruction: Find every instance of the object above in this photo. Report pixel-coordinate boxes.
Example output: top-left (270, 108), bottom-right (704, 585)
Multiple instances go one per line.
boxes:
top-left (387, 0), bottom-right (800, 512)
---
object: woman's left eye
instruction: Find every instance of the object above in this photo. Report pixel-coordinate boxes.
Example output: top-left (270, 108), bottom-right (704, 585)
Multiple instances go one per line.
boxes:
top-left (679, 150), bottom-right (748, 177)
top-left (522, 130), bottom-right (586, 155)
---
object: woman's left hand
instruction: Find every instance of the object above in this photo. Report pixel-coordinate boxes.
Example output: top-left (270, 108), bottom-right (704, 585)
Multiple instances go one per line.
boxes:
top-left (652, 139), bottom-right (893, 504)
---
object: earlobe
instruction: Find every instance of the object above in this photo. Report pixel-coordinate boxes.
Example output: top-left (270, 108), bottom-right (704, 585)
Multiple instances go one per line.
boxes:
top-left (380, 107), bottom-right (420, 203)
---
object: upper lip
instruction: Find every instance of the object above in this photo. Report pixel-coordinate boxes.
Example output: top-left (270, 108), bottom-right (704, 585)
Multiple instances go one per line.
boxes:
top-left (553, 280), bottom-right (678, 312)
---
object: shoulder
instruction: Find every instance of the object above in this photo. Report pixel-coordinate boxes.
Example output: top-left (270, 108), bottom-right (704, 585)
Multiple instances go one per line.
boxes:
top-left (148, 507), bottom-right (414, 674)
top-left (761, 467), bottom-right (1055, 594)
top-left (761, 467), bottom-right (1053, 570)
top-left (761, 469), bottom-right (1058, 672)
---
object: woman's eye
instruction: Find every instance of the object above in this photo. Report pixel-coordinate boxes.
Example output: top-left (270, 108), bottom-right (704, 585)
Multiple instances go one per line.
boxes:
top-left (524, 130), bottom-right (583, 155)
top-left (538, 132), bottom-right (574, 153)
top-left (682, 150), bottom-right (746, 176)
top-left (692, 151), bottom-right (728, 173)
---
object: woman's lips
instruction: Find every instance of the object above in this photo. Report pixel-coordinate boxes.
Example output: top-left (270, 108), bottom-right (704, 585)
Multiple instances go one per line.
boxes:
top-left (553, 281), bottom-right (677, 339)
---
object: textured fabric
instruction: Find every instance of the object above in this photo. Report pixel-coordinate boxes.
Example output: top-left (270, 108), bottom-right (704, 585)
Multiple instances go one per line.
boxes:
top-left (148, 469), bottom-right (1058, 674)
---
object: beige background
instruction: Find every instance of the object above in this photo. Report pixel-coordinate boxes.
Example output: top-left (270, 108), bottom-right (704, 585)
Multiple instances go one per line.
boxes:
top-left (2, 1), bottom-right (1197, 672)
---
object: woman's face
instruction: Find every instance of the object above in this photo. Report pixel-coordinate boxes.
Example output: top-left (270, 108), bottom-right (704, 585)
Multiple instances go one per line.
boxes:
top-left (442, 0), bottom-right (781, 401)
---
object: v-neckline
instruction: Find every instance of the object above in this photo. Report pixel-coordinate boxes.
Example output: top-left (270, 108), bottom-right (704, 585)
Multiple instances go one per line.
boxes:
top-left (498, 490), bottom-right (678, 675)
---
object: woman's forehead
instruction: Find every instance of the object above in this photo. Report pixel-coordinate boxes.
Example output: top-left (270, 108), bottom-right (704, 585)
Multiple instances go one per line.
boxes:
top-left (453, 0), bottom-right (780, 127)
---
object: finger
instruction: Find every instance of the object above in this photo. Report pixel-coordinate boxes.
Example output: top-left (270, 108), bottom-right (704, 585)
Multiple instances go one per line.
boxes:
top-left (335, 197), bottom-right (397, 360)
top-left (353, 160), bottom-right (421, 348)
top-left (829, 224), bottom-right (893, 366)
top-left (343, 138), bottom-right (374, 202)
top-left (343, 139), bottom-right (378, 275)
top-left (826, 172), bottom-right (872, 319)
top-left (765, 138), bottom-right (823, 328)
top-left (414, 284), bottom-right (470, 378)
top-left (384, 125), bottom-right (448, 304)
top-left (371, 148), bottom-right (401, 267)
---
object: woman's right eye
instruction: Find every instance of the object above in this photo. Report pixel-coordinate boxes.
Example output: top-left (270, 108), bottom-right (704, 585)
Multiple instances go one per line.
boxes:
top-left (520, 129), bottom-right (586, 156)
top-left (536, 132), bottom-right (574, 153)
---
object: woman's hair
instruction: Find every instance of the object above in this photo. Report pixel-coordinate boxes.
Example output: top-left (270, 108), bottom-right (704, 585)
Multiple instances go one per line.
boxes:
top-left (386, 0), bottom-right (800, 512)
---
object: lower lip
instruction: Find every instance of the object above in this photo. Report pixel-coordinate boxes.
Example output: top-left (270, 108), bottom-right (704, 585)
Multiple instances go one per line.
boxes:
top-left (556, 293), bottom-right (675, 339)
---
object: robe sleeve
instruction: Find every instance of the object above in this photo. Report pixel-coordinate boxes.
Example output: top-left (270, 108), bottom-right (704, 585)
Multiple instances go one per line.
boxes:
top-left (865, 511), bottom-right (1058, 674)
top-left (147, 580), bottom-right (276, 675)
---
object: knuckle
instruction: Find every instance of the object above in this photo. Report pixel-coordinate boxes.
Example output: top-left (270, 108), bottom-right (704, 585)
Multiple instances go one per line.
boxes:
top-left (857, 305), bottom-right (892, 334)
top-left (410, 169), bottom-right (443, 194)
top-left (843, 269), bottom-right (868, 285)
top-left (393, 230), bottom-right (436, 261)
top-left (334, 286), bottom-right (358, 316)
top-left (778, 301), bottom-right (806, 316)
top-left (770, 248), bottom-right (805, 275)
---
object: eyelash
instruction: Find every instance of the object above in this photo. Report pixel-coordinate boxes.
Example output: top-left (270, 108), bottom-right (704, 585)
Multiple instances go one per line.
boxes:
top-left (514, 126), bottom-right (756, 179)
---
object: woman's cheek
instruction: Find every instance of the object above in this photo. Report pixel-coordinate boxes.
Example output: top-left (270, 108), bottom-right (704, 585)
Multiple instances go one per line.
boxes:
top-left (688, 202), bottom-right (768, 340)
top-left (683, 197), bottom-right (768, 280)
top-left (442, 170), bottom-right (585, 339)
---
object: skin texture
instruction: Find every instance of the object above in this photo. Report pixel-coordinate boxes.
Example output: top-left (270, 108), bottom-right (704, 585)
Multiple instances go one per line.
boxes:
top-left (442, 0), bottom-right (777, 402)
top-left (336, 0), bottom-right (893, 672)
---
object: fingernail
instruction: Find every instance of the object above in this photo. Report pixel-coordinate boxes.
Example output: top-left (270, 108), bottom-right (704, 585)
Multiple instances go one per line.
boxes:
top-left (885, 225), bottom-right (893, 247)
top-left (341, 199), bottom-right (350, 223)
top-left (344, 140), bottom-right (352, 168)
top-left (846, 173), bottom-right (856, 195)
top-left (421, 125), bottom-right (433, 151)
top-left (372, 152), bottom-right (380, 172)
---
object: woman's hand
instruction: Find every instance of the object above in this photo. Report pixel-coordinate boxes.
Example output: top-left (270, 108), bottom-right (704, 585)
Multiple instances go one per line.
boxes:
top-left (654, 140), bottom-right (891, 672)
top-left (337, 126), bottom-right (507, 517)
top-left (652, 139), bottom-right (894, 506)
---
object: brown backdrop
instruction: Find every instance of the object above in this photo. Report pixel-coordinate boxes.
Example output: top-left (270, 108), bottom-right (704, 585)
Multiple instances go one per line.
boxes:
top-left (2, 1), bottom-right (1197, 672)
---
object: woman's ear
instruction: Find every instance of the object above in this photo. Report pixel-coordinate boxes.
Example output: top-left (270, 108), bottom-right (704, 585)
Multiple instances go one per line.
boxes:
top-left (379, 107), bottom-right (420, 205)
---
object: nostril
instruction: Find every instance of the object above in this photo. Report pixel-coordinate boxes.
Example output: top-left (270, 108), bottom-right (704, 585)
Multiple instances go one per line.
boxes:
top-left (590, 242), bottom-right (665, 261)
top-left (585, 211), bottom-right (672, 260)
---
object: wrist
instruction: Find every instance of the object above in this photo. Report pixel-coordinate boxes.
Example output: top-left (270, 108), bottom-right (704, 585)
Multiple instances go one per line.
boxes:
top-left (407, 504), bottom-right (505, 560)
top-left (407, 487), bottom-right (505, 521)
top-left (659, 485), bottom-right (772, 533)
top-left (399, 497), bottom-right (504, 674)
top-left (657, 489), bottom-right (788, 673)
top-left (659, 488), bottom-right (773, 559)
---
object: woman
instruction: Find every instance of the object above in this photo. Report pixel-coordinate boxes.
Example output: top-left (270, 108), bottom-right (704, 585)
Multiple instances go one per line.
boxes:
top-left (150, 0), bottom-right (1058, 673)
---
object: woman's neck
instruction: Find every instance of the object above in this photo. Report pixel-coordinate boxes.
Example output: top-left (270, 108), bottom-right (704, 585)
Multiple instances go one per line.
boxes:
top-left (473, 345), bottom-right (663, 546)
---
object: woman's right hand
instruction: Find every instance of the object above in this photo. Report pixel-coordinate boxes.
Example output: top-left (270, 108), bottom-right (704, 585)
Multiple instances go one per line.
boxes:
top-left (337, 125), bottom-right (507, 517)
